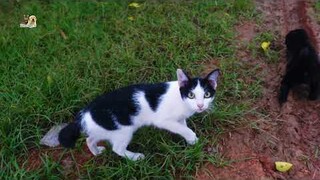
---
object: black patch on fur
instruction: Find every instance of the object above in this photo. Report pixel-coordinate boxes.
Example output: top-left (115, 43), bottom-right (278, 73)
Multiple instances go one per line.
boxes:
top-left (84, 86), bottom-right (140, 130)
top-left (179, 78), bottom-right (216, 99)
top-left (83, 83), bottom-right (168, 131)
top-left (137, 83), bottom-right (169, 111)
top-left (279, 29), bottom-right (320, 104)
top-left (199, 78), bottom-right (216, 97)
top-left (58, 115), bottom-right (82, 148)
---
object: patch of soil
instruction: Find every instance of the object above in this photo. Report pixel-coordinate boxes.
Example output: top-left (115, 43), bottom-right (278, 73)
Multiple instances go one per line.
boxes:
top-left (23, 144), bottom-right (95, 176)
top-left (197, 0), bottom-right (320, 179)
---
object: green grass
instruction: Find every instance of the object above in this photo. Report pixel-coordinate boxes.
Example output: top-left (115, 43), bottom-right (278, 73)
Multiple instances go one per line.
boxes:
top-left (0, 0), bottom-right (256, 179)
top-left (248, 31), bottom-right (280, 64)
top-left (315, 0), bottom-right (320, 22)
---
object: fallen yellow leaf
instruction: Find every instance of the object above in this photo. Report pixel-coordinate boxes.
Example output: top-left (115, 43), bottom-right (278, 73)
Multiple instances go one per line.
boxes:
top-left (261, 41), bottom-right (271, 52)
top-left (129, 2), bottom-right (140, 8)
top-left (275, 161), bottom-right (293, 172)
top-left (128, 16), bottom-right (135, 21)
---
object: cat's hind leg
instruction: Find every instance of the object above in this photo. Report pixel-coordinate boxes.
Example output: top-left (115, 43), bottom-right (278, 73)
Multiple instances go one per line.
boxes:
top-left (308, 78), bottom-right (319, 100)
top-left (86, 137), bottom-right (105, 156)
top-left (279, 76), bottom-right (292, 104)
top-left (110, 127), bottom-right (145, 161)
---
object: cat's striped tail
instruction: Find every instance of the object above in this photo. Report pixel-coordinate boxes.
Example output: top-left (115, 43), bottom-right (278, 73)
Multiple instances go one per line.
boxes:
top-left (58, 121), bottom-right (81, 148)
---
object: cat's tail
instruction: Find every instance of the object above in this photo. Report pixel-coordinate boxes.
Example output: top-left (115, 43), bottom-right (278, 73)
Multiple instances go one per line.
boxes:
top-left (58, 121), bottom-right (81, 148)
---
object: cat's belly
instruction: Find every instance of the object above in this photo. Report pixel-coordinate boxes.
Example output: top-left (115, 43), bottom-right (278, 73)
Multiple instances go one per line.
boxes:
top-left (81, 112), bottom-right (138, 139)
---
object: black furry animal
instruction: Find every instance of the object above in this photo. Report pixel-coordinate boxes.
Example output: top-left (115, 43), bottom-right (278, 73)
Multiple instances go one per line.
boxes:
top-left (279, 29), bottom-right (320, 104)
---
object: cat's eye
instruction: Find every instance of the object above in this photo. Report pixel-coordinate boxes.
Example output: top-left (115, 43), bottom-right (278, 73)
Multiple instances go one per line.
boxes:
top-left (204, 92), bottom-right (211, 98)
top-left (188, 92), bottom-right (195, 99)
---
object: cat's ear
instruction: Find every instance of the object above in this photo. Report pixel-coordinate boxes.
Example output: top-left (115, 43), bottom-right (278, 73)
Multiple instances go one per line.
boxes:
top-left (177, 69), bottom-right (190, 88)
top-left (205, 69), bottom-right (220, 90)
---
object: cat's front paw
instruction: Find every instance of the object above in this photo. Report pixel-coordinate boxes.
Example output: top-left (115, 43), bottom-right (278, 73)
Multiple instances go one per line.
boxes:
top-left (186, 135), bottom-right (199, 145)
top-left (127, 153), bottom-right (145, 161)
top-left (309, 92), bottom-right (318, 100)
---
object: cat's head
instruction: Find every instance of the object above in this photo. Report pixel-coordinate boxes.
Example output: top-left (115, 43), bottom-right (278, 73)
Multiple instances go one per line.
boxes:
top-left (285, 29), bottom-right (309, 51)
top-left (177, 69), bottom-right (220, 113)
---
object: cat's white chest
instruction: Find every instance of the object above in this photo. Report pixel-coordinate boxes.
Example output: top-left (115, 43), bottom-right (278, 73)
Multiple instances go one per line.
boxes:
top-left (157, 96), bottom-right (194, 120)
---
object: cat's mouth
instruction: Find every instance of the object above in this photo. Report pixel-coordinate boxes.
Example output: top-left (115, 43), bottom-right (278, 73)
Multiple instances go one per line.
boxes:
top-left (196, 108), bottom-right (205, 113)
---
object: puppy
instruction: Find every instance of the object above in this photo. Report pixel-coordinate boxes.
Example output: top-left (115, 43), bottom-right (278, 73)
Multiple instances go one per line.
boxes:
top-left (279, 29), bottom-right (320, 104)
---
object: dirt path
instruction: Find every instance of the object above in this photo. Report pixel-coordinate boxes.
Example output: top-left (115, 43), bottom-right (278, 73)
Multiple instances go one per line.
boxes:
top-left (197, 0), bottom-right (320, 179)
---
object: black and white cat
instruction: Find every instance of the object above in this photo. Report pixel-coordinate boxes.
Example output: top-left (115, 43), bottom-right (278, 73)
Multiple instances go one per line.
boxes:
top-left (279, 29), bottom-right (320, 104)
top-left (59, 69), bottom-right (220, 161)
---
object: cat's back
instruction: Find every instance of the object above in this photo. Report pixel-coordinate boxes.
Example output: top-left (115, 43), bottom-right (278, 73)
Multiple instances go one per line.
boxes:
top-left (85, 83), bottom-right (169, 110)
top-left (80, 82), bottom-right (171, 129)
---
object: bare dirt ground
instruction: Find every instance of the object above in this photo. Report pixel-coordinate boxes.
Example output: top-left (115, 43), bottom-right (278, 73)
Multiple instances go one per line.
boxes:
top-left (197, 0), bottom-right (320, 179)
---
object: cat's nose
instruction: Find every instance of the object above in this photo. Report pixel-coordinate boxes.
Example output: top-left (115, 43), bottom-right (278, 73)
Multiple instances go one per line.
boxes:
top-left (197, 104), bottom-right (204, 109)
